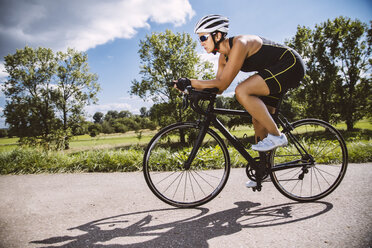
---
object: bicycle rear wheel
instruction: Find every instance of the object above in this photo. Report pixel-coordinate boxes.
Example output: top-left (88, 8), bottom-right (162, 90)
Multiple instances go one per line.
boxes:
top-left (270, 119), bottom-right (348, 202)
top-left (143, 122), bottom-right (230, 208)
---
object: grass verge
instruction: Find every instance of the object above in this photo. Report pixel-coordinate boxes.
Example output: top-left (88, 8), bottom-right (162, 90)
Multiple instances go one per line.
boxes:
top-left (0, 120), bottom-right (370, 174)
top-left (0, 147), bottom-right (143, 174)
top-left (0, 140), bottom-right (370, 175)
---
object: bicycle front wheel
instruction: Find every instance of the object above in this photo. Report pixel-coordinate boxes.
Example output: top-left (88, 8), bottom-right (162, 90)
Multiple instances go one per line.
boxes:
top-left (270, 119), bottom-right (348, 202)
top-left (143, 122), bottom-right (230, 208)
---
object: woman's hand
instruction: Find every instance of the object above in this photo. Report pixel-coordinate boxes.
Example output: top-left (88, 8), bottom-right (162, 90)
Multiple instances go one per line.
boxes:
top-left (174, 78), bottom-right (191, 92)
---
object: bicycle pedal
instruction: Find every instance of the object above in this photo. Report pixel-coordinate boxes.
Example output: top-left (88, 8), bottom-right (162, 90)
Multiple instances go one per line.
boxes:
top-left (252, 186), bottom-right (262, 192)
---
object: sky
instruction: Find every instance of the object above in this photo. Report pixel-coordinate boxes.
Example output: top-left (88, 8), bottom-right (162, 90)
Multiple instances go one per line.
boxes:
top-left (0, 0), bottom-right (371, 128)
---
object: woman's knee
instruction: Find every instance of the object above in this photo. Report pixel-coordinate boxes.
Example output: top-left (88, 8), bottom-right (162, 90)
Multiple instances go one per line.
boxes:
top-left (235, 83), bottom-right (244, 101)
top-left (235, 82), bottom-right (253, 102)
top-left (236, 75), bottom-right (270, 98)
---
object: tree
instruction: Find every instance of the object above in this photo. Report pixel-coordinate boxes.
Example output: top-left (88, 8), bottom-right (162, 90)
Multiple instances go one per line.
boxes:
top-left (88, 123), bottom-right (102, 137)
top-left (130, 29), bottom-right (214, 127)
top-left (118, 110), bottom-right (132, 118)
top-left (101, 120), bottom-right (115, 134)
top-left (3, 47), bottom-right (58, 144)
top-left (104, 110), bottom-right (119, 122)
top-left (3, 46), bottom-right (100, 149)
top-left (326, 17), bottom-right (371, 130)
top-left (149, 102), bottom-right (176, 127)
top-left (139, 107), bottom-right (148, 117)
top-left (287, 17), bottom-right (371, 130)
top-left (215, 95), bottom-right (251, 130)
top-left (55, 48), bottom-right (100, 148)
top-left (93, 112), bottom-right (104, 124)
top-left (0, 129), bottom-right (8, 138)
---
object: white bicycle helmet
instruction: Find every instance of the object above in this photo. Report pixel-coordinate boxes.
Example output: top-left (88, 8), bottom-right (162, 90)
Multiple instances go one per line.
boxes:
top-left (194, 14), bottom-right (229, 34)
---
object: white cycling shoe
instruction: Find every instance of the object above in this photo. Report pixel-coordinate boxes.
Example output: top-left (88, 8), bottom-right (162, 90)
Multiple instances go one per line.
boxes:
top-left (251, 133), bottom-right (288, 152)
top-left (245, 180), bottom-right (257, 188)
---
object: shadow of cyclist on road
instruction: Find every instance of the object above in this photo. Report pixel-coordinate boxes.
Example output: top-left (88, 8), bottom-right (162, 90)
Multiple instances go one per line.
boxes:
top-left (31, 201), bottom-right (332, 247)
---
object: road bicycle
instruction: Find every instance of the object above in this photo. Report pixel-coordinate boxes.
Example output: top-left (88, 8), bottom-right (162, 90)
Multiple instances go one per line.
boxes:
top-left (143, 87), bottom-right (348, 208)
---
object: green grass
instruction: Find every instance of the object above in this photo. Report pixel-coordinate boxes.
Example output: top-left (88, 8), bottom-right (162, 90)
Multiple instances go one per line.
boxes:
top-left (337, 119), bottom-right (372, 130)
top-left (0, 130), bottom-right (158, 152)
top-left (0, 120), bottom-right (370, 174)
top-left (0, 137), bottom-right (18, 145)
top-left (2, 139), bottom-right (369, 175)
top-left (0, 120), bottom-right (370, 152)
top-left (347, 140), bottom-right (372, 163)
top-left (0, 147), bottom-right (144, 174)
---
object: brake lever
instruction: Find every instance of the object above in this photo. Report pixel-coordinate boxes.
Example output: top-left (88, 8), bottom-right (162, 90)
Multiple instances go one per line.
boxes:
top-left (182, 86), bottom-right (193, 110)
top-left (182, 93), bottom-right (189, 110)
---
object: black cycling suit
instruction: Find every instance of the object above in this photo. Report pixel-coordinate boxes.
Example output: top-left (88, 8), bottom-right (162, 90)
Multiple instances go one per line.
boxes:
top-left (227, 36), bottom-right (305, 107)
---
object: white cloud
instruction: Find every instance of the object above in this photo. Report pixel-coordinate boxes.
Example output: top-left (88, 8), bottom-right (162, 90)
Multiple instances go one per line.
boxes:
top-left (0, 0), bottom-right (195, 126)
top-left (85, 96), bottom-right (153, 120)
top-left (85, 103), bottom-right (133, 115)
top-left (0, 0), bottom-right (195, 56)
top-left (0, 84), bottom-right (4, 98)
top-left (199, 53), bottom-right (219, 73)
top-left (0, 106), bottom-right (5, 129)
top-left (198, 52), bottom-right (254, 96)
top-left (0, 63), bottom-right (8, 82)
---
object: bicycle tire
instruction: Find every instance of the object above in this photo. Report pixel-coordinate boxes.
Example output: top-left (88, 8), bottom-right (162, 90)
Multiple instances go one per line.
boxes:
top-left (270, 118), bottom-right (348, 202)
top-left (143, 122), bottom-right (230, 208)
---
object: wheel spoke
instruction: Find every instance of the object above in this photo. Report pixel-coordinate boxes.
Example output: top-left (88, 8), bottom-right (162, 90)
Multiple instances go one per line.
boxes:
top-left (189, 170), bottom-right (207, 196)
top-left (271, 120), bottom-right (347, 202)
top-left (193, 170), bottom-right (216, 189)
top-left (188, 171), bottom-right (196, 201)
top-left (164, 171), bottom-right (184, 194)
top-left (172, 171), bottom-right (185, 199)
top-left (144, 123), bottom-right (230, 207)
top-left (156, 171), bottom-right (178, 185)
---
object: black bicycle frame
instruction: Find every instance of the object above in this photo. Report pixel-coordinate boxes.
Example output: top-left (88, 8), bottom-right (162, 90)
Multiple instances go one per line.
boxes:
top-left (185, 89), bottom-right (313, 173)
top-left (185, 104), bottom-right (259, 170)
top-left (212, 108), bottom-right (257, 166)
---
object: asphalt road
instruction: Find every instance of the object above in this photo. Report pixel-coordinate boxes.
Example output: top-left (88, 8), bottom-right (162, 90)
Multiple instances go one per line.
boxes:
top-left (0, 163), bottom-right (371, 248)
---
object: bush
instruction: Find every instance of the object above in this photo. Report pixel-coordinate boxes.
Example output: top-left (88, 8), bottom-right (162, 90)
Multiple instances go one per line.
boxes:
top-left (0, 147), bottom-right (144, 174)
top-left (139, 118), bottom-right (157, 130)
top-left (73, 149), bottom-right (143, 172)
top-left (0, 139), bottom-right (370, 175)
top-left (0, 148), bottom-right (71, 174)
top-left (112, 122), bottom-right (129, 133)
top-left (119, 118), bottom-right (140, 131)
top-left (88, 124), bottom-right (102, 137)
top-left (17, 128), bottom-right (72, 151)
top-left (348, 141), bottom-right (372, 163)
top-left (101, 121), bottom-right (115, 134)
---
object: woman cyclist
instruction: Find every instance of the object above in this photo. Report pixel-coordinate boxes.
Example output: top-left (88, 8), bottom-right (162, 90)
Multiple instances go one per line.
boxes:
top-left (175, 14), bottom-right (305, 188)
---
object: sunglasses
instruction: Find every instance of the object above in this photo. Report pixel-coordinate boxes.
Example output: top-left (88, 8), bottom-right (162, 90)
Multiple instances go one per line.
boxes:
top-left (199, 34), bottom-right (210, 42)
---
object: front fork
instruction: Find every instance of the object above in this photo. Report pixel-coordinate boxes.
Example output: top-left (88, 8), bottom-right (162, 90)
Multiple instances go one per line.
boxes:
top-left (184, 118), bottom-right (211, 170)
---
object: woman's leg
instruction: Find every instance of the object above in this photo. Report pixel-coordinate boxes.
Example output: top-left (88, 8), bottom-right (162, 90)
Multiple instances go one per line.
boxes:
top-left (252, 105), bottom-right (276, 143)
top-left (236, 74), bottom-right (287, 153)
top-left (252, 117), bottom-right (267, 143)
top-left (235, 74), bottom-right (280, 136)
